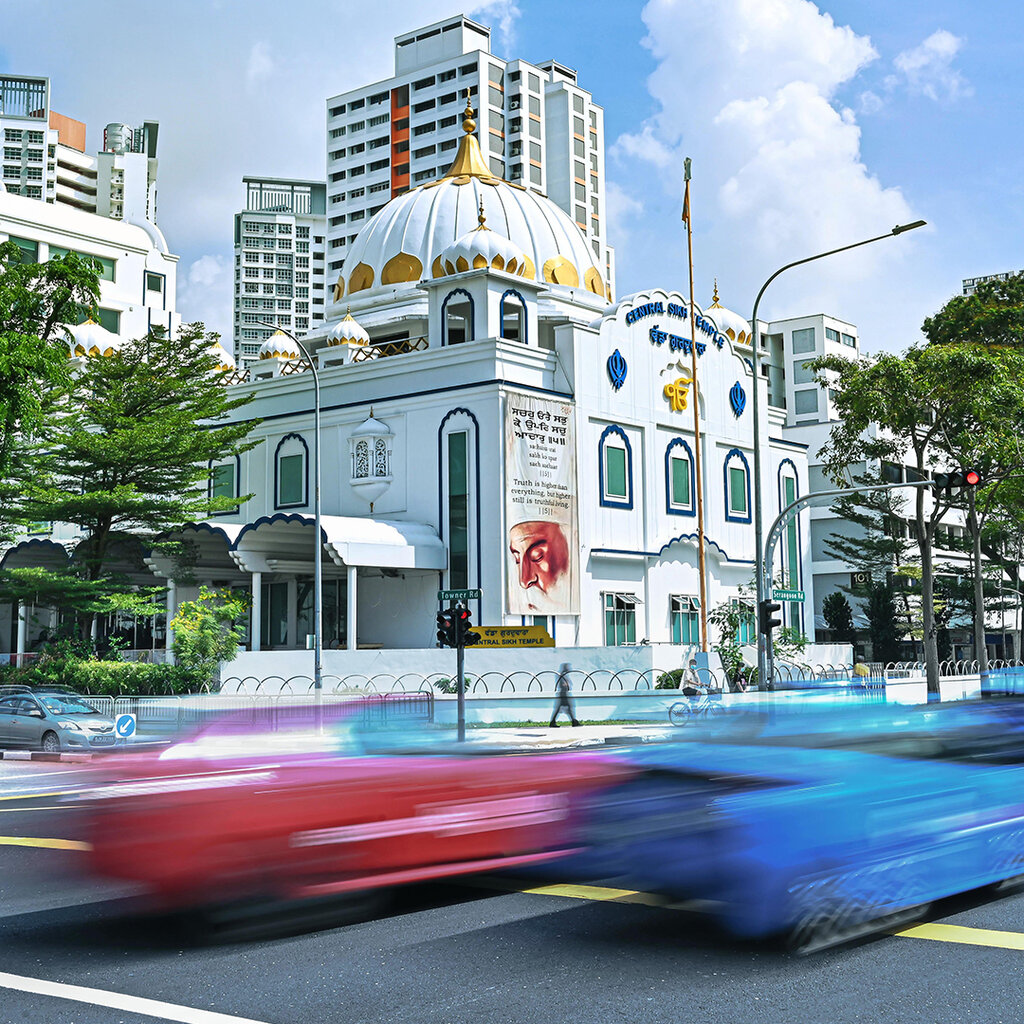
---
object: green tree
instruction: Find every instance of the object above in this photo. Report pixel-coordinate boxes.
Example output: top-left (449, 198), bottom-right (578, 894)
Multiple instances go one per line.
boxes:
top-left (6, 323), bottom-right (261, 636)
top-left (812, 342), bottom-right (1024, 694)
top-left (170, 587), bottom-right (250, 688)
top-left (922, 271), bottom-right (1024, 349)
top-left (822, 592), bottom-right (856, 646)
top-left (865, 583), bottom-right (903, 665)
top-left (0, 242), bottom-right (100, 537)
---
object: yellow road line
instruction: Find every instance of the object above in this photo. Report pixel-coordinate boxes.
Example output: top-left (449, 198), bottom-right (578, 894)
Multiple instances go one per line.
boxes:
top-left (0, 790), bottom-right (76, 803)
top-left (0, 836), bottom-right (90, 852)
top-left (521, 882), bottom-right (664, 906)
top-left (895, 922), bottom-right (1024, 950)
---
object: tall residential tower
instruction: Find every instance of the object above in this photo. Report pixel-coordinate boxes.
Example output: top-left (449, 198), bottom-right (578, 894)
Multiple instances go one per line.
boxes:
top-left (233, 176), bottom-right (327, 365)
top-left (324, 15), bottom-right (614, 300)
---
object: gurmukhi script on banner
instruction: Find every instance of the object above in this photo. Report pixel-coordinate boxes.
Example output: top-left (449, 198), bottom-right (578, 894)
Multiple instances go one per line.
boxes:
top-left (504, 395), bottom-right (579, 615)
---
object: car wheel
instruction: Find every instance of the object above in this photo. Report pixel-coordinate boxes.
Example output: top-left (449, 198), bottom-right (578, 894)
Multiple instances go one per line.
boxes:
top-left (41, 731), bottom-right (61, 754)
top-left (668, 702), bottom-right (691, 726)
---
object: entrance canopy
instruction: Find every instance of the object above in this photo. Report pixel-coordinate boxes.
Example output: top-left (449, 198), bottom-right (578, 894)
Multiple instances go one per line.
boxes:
top-left (229, 513), bottom-right (447, 574)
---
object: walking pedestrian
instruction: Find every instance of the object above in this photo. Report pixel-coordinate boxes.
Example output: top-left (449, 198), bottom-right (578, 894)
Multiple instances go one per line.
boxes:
top-left (550, 662), bottom-right (580, 727)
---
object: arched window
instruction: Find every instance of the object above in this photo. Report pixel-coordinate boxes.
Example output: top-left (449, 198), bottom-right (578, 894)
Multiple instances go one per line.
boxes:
top-left (665, 438), bottom-right (696, 517)
top-left (438, 408), bottom-right (480, 593)
top-left (724, 448), bottom-right (751, 523)
top-left (441, 288), bottom-right (474, 346)
top-left (778, 459), bottom-right (802, 631)
top-left (208, 455), bottom-right (240, 515)
top-left (499, 288), bottom-right (527, 344)
top-left (274, 433), bottom-right (308, 509)
top-left (599, 424), bottom-right (632, 509)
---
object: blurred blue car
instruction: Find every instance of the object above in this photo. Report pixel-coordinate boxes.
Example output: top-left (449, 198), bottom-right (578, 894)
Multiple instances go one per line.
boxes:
top-left (568, 700), bottom-right (1024, 952)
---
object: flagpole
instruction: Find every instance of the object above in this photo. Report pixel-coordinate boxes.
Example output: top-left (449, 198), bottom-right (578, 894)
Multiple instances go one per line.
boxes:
top-left (683, 158), bottom-right (709, 652)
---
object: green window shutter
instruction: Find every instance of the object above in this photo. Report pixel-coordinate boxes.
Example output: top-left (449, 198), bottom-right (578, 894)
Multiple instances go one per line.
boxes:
top-left (211, 464), bottom-right (235, 501)
top-left (605, 445), bottom-right (627, 499)
top-left (671, 455), bottom-right (690, 506)
top-left (729, 465), bottom-right (747, 514)
top-left (278, 453), bottom-right (304, 505)
top-left (447, 431), bottom-right (469, 588)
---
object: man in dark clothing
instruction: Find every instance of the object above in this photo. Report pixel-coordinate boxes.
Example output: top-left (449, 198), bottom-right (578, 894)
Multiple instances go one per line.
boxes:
top-left (550, 662), bottom-right (580, 727)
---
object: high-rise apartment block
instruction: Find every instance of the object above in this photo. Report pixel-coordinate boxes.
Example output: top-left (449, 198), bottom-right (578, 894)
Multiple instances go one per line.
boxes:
top-left (324, 15), bottom-right (614, 298)
top-left (0, 74), bottom-right (158, 226)
top-left (962, 270), bottom-right (1021, 296)
top-left (233, 177), bottom-right (327, 365)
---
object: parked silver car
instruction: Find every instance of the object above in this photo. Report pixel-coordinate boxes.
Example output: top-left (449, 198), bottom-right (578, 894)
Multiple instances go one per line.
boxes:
top-left (0, 691), bottom-right (124, 752)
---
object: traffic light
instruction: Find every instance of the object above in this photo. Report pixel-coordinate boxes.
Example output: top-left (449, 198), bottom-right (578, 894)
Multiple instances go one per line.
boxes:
top-left (758, 600), bottom-right (783, 636)
top-left (436, 611), bottom-right (455, 648)
top-left (933, 469), bottom-right (983, 497)
top-left (454, 607), bottom-right (481, 647)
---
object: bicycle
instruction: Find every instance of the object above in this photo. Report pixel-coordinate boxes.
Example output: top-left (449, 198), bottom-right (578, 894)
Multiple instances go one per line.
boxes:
top-left (668, 688), bottom-right (726, 726)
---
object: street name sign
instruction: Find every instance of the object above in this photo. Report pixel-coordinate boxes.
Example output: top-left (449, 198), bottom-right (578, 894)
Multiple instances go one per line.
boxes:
top-left (438, 588), bottom-right (482, 602)
top-left (772, 588), bottom-right (805, 602)
top-left (466, 625), bottom-right (554, 648)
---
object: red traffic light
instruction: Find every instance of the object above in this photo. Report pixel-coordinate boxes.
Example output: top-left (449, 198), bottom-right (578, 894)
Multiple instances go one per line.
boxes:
top-left (964, 469), bottom-right (981, 486)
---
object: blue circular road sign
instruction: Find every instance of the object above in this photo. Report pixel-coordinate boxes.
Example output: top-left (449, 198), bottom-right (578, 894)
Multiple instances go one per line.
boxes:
top-left (115, 713), bottom-right (137, 739)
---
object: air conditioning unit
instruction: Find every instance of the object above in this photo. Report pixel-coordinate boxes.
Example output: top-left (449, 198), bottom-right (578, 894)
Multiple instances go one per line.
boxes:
top-left (509, 98), bottom-right (521, 110)
top-left (510, 144), bottom-right (522, 157)
top-left (510, 168), bottom-right (523, 180)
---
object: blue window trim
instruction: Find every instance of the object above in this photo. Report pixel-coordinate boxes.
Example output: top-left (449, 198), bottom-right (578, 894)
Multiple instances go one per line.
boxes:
top-left (777, 458), bottom-right (803, 632)
top-left (440, 288), bottom-right (474, 347)
top-left (499, 288), bottom-right (528, 344)
top-left (665, 437), bottom-right (696, 518)
top-left (598, 424), bottom-right (633, 509)
top-left (208, 455), bottom-right (241, 516)
top-left (274, 433), bottom-right (309, 510)
top-left (437, 408), bottom-right (482, 617)
top-left (723, 448), bottom-right (752, 524)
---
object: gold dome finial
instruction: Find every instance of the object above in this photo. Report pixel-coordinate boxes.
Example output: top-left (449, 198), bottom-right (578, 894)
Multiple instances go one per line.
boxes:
top-left (477, 198), bottom-right (487, 229)
top-left (462, 89), bottom-right (476, 133)
top-left (711, 279), bottom-right (722, 307)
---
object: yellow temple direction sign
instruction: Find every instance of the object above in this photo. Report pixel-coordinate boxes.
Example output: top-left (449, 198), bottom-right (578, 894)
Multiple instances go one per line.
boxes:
top-left (467, 626), bottom-right (555, 648)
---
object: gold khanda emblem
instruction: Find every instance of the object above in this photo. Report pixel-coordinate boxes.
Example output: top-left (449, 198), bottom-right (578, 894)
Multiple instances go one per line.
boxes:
top-left (663, 371), bottom-right (694, 412)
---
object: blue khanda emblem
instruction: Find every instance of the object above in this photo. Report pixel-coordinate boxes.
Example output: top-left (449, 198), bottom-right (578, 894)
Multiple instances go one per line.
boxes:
top-left (607, 349), bottom-right (627, 391)
top-left (730, 381), bottom-right (746, 417)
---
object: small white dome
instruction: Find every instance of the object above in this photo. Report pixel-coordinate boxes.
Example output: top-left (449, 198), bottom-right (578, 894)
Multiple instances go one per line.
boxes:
top-left (350, 410), bottom-right (393, 438)
top-left (258, 329), bottom-right (301, 360)
top-left (434, 201), bottom-right (528, 278)
top-left (67, 318), bottom-right (121, 358)
top-left (706, 283), bottom-right (751, 346)
top-left (327, 309), bottom-right (370, 347)
top-left (208, 342), bottom-right (236, 371)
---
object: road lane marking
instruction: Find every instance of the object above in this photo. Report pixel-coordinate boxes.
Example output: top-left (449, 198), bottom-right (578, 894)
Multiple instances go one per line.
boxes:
top-left (0, 970), bottom-right (276, 1024)
top-left (0, 806), bottom-right (62, 813)
top-left (522, 882), bottom-right (664, 906)
top-left (0, 836), bottom-right (90, 851)
top-left (0, 789), bottom-right (81, 801)
top-left (895, 922), bottom-right (1024, 950)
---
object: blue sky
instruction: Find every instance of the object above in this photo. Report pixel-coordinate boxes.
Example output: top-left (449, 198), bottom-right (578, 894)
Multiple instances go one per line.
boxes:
top-left (1, 0), bottom-right (1020, 353)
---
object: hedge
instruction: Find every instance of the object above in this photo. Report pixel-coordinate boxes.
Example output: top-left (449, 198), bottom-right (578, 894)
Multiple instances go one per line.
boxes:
top-left (0, 659), bottom-right (211, 696)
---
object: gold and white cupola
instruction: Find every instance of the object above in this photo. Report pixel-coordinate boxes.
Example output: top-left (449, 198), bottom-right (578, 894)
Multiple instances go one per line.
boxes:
top-left (434, 201), bottom-right (529, 278)
top-left (330, 94), bottom-right (608, 306)
top-left (66, 318), bottom-right (121, 359)
top-left (705, 282), bottom-right (752, 347)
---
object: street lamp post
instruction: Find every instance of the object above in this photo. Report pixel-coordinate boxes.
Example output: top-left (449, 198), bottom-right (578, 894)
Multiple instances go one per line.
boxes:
top-left (749, 220), bottom-right (926, 690)
top-left (257, 323), bottom-right (323, 726)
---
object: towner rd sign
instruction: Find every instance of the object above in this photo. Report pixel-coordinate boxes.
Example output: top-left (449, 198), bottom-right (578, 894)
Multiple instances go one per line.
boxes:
top-left (467, 626), bottom-right (554, 648)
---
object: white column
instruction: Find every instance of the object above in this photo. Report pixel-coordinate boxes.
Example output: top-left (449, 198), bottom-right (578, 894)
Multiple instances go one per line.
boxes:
top-left (16, 602), bottom-right (26, 666)
top-left (347, 566), bottom-right (358, 651)
top-left (286, 577), bottom-right (298, 648)
top-left (165, 580), bottom-right (176, 653)
top-left (251, 571), bottom-right (262, 652)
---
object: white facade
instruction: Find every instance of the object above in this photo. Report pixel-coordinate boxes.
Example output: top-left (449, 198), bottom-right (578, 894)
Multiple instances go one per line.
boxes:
top-left (324, 15), bottom-right (614, 304)
top-left (233, 177), bottom-right (327, 366)
top-left (0, 188), bottom-right (179, 341)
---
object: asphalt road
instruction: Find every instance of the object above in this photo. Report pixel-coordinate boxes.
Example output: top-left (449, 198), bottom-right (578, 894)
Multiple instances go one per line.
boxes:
top-left (3, 759), bottom-right (1024, 1024)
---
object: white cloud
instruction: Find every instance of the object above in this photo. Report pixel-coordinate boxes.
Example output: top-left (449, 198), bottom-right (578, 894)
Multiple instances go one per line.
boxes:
top-left (859, 90), bottom-right (883, 115)
top-left (609, 0), bottom-right (918, 331)
top-left (246, 41), bottom-right (275, 89)
top-left (176, 254), bottom-right (233, 340)
top-left (472, 1), bottom-right (522, 53)
top-left (892, 30), bottom-right (971, 102)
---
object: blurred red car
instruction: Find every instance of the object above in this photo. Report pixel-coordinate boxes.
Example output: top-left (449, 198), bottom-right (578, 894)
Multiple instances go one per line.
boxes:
top-left (79, 703), bottom-right (631, 913)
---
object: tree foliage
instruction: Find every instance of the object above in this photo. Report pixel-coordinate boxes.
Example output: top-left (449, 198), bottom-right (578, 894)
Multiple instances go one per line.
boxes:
top-left (822, 592), bottom-right (856, 646)
top-left (171, 587), bottom-right (250, 688)
top-left (922, 271), bottom-right (1024, 349)
top-left (0, 243), bottom-right (101, 537)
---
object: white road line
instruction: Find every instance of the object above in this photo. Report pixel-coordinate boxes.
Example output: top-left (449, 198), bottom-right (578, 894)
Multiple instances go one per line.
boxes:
top-left (0, 971), bottom-right (277, 1024)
